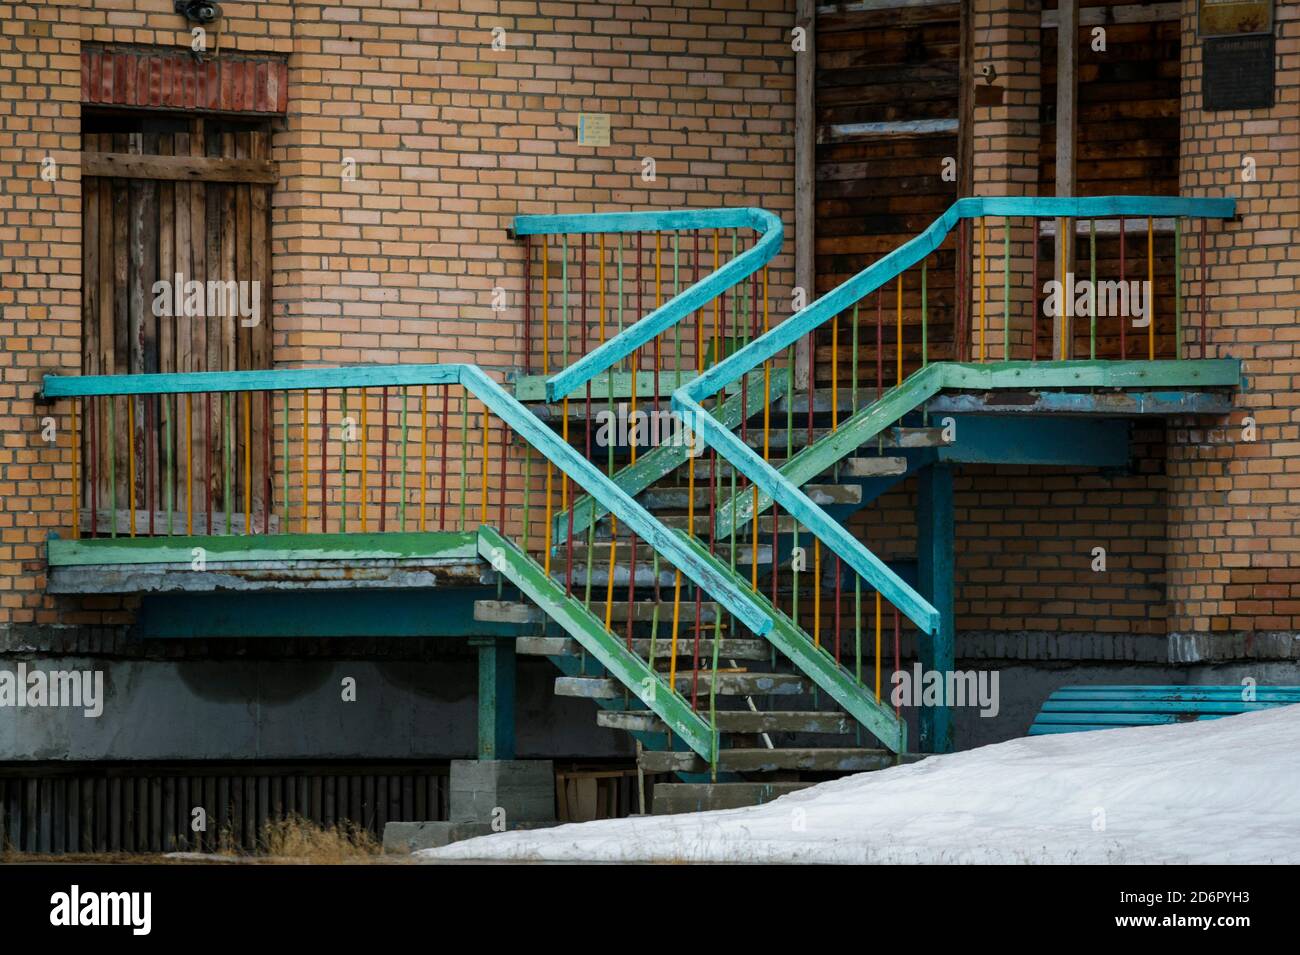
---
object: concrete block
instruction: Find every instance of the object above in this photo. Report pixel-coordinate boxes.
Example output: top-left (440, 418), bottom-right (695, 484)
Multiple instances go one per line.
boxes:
top-left (383, 821), bottom-right (491, 853)
top-left (382, 819), bottom-right (559, 854)
top-left (448, 759), bottom-right (556, 825)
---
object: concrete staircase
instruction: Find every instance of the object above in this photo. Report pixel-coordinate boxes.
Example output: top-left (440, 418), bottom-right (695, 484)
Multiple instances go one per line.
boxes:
top-left (480, 390), bottom-right (931, 813)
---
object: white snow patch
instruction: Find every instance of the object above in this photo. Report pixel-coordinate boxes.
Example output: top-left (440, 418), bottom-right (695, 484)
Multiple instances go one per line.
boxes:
top-left (419, 705), bottom-right (1300, 864)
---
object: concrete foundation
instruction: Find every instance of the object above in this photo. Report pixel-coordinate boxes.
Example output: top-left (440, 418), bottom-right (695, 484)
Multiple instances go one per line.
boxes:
top-left (383, 758), bottom-right (557, 853)
top-left (449, 759), bottom-right (556, 826)
top-left (0, 656), bottom-right (628, 761)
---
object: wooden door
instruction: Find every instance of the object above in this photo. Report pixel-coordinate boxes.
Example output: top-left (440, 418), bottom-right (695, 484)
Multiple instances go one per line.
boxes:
top-left (81, 116), bottom-right (274, 536)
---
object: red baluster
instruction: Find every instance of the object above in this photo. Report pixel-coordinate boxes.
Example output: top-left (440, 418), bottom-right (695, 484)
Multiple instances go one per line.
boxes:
top-left (379, 386), bottom-right (388, 532)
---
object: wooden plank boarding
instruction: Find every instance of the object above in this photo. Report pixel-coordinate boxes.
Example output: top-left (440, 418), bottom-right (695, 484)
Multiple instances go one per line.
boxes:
top-left (81, 152), bottom-right (278, 184)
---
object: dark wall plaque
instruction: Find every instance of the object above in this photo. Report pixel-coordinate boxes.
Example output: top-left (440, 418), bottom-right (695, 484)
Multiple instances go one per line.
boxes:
top-left (1203, 34), bottom-right (1275, 111)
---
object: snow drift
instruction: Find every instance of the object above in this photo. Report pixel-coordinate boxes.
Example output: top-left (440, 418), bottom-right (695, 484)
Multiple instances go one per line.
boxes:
top-left (419, 704), bottom-right (1300, 864)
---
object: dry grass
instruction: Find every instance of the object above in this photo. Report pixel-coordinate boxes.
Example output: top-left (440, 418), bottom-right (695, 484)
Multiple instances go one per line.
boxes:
top-left (258, 813), bottom-right (381, 863)
top-left (0, 814), bottom-right (385, 864)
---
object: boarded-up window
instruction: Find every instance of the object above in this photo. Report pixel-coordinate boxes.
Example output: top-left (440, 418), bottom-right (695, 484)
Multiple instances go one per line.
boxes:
top-left (815, 2), bottom-right (962, 389)
top-left (1038, 4), bottom-right (1181, 360)
top-left (81, 114), bottom-right (275, 534)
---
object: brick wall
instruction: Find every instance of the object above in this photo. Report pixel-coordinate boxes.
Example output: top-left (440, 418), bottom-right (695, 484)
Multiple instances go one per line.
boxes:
top-left (1, 0), bottom-right (799, 630)
top-left (970, 0), bottom-right (1041, 357)
top-left (5, 0), bottom-right (1296, 648)
top-left (1169, 0), bottom-right (1300, 637)
top-left (0, 0), bottom-right (81, 627)
top-left (956, 0), bottom-right (1171, 640)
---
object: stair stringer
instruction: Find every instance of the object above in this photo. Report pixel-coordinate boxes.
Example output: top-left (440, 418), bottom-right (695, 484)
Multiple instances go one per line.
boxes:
top-left (477, 525), bottom-right (716, 761)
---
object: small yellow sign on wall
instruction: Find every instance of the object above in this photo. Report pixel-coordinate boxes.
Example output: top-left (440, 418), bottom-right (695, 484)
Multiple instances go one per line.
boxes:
top-left (1199, 0), bottom-right (1272, 37)
top-left (577, 113), bottom-right (610, 147)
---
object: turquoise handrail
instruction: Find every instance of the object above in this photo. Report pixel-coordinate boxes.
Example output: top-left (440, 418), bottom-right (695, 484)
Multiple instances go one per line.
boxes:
top-left (517, 207), bottom-right (784, 402)
top-left (673, 195), bottom-right (1238, 635)
top-left (43, 362), bottom-right (774, 639)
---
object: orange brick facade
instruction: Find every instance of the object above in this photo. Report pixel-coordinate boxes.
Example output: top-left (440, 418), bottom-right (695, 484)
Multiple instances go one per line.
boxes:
top-left (1170, 0), bottom-right (1300, 636)
top-left (0, 0), bottom-right (1296, 654)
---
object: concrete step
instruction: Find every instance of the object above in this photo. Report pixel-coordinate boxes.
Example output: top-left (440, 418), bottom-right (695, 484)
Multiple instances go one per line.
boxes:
top-left (596, 513), bottom-right (798, 537)
top-left (839, 455), bottom-right (909, 477)
top-left (521, 635), bottom-right (768, 661)
top-left (557, 553), bottom-right (770, 587)
top-left (738, 426), bottom-right (945, 453)
top-left (640, 746), bottom-right (897, 775)
top-left (597, 709), bottom-right (855, 735)
top-left (639, 484), bottom-right (861, 509)
top-left (476, 599), bottom-right (722, 626)
top-left (555, 671), bottom-right (814, 700)
top-left (651, 782), bottom-right (814, 814)
top-left (554, 676), bottom-right (622, 699)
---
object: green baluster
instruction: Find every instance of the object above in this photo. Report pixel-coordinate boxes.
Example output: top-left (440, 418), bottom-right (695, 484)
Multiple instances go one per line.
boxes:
top-left (1089, 218), bottom-right (1097, 360)
top-left (1003, 221), bottom-right (1011, 362)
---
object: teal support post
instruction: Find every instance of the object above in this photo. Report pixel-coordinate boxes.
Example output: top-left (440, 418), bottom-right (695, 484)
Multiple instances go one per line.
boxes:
top-left (471, 637), bottom-right (516, 760)
top-left (916, 464), bottom-right (955, 754)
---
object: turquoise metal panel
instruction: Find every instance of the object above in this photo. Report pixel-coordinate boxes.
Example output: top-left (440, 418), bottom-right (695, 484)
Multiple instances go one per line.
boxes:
top-left (514, 208), bottom-right (761, 237)
top-left (1028, 685), bottom-right (1300, 735)
top-left (937, 416), bottom-right (1132, 467)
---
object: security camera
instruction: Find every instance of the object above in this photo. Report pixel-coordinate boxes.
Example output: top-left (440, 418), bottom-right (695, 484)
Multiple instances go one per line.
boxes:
top-left (174, 0), bottom-right (221, 24)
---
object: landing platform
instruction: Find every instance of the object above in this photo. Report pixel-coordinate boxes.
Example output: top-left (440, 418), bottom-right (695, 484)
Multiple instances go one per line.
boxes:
top-left (46, 531), bottom-right (492, 595)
